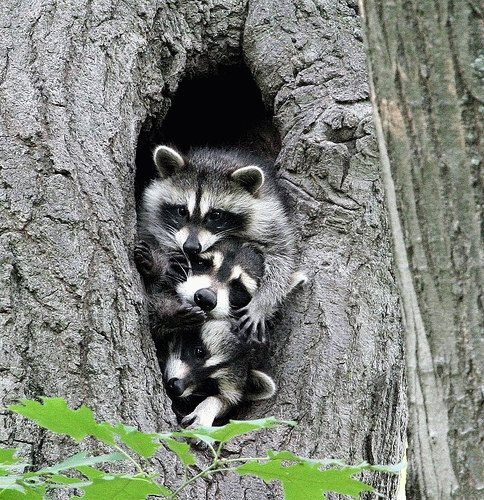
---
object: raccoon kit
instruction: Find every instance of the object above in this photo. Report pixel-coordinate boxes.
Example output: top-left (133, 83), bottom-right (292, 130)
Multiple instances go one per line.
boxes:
top-left (138, 145), bottom-right (297, 341)
top-left (137, 237), bottom-right (274, 426)
top-left (134, 237), bottom-right (265, 331)
top-left (157, 320), bottom-right (276, 427)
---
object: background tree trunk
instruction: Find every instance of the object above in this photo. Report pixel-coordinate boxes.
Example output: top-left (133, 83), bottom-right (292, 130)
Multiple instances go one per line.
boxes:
top-left (0, 1), bottom-right (406, 497)
top-left (360, 0), bottom-right (482, 498)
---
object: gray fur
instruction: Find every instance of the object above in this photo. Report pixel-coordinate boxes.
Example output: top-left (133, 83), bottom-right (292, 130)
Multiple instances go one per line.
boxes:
top-left (160, 318), bottom-right (276, 428)
top-left (138, 146), bottom-right (297, 341)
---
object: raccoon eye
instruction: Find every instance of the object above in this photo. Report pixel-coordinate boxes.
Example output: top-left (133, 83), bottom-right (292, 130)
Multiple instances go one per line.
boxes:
top-left (177, 206), bottom-right (188, 217)
top-left (207, 210), bottom-right (221, 221)
top-left (194, 347), bottom-right (206, 358)
top-left (193, 258), bottom-right (211, 271)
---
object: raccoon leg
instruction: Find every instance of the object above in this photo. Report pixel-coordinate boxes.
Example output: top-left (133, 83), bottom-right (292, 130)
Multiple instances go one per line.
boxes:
top-left (236, 252), bottom-right (295, 343)
top-left (134, 240), bottom-right (155, 276)
top-left (149, 294), bottom-right (206, 332)
top-left (181, 396), bottom-right (228, 428)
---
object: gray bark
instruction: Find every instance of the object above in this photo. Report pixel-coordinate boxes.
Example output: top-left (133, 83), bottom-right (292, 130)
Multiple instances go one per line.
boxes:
top-left (360, 0), bottom-right (483, 498)
top-left (0, 1), bottom-right (406, 498)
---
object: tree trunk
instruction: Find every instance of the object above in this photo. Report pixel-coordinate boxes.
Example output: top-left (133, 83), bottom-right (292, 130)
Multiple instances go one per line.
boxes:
top-left (0, 1), bottom-right (406, 498)
top-left (360, 0), bottom-right (482, 498)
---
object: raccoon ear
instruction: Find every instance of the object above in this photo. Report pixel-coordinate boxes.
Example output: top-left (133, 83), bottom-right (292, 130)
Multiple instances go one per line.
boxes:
top-left (245, 370), bottom-right (276, 401)
top-left (153, 145), bottom-right (185, 178)
top-left (231, 166), bottom-right (265, 194)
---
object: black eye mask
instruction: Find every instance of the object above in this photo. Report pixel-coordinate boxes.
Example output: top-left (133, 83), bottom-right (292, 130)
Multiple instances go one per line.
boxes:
top-left (160, 204), bottom-right (189, 229)
top-left (203, 209), bottom-right (248, 234)
top-left (229, 279), bottom-right (252, 310)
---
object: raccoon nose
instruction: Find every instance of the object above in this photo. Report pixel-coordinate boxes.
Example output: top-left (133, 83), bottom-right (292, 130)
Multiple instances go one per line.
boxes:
top-left (183, 236), bottom-right (201, 255)
top-left (167, 378), bottom-right (186, 397)
top-left (194, 288), bottom-right (217, 311)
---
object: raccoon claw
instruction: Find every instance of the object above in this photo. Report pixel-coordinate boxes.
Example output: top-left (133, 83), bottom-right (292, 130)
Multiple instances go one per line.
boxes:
top-left (236, 312), bottom-right (267, 345)
top-left (181, 413), bottom-right (197, 428)
top-left (134, 241), bottom-right (154, 274)
top-left (173, 304), bottom-right (206, 328)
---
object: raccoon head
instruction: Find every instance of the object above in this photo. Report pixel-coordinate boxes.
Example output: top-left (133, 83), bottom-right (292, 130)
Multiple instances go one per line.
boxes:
top-left (141, 146), bottom-right (266, 255)
top-left (162, 320), bottom-right (276, 409)
top-left (175, 240), bottom-right (264, 318)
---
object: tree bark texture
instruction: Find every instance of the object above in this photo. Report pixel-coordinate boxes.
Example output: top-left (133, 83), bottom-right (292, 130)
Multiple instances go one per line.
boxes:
top-left (0, 1), bottom-right (406, 498)
top-left (360, 0), bottom-right (482, 498)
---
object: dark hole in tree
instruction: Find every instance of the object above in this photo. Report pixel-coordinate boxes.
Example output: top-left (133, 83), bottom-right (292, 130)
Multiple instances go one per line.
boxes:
top-left (135, 65), bottom-right (281, 206)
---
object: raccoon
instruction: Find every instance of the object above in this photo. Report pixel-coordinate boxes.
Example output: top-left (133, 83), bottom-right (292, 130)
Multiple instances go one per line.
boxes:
top-left (139, 145), bottom-right (297, 342)
top-left (134, 240), bottom-right (207, 330)
top-left (144, 239), bottom-right (305, 426)
top-left (175, 238), bottom-right (265, 320)
top-left (157, 319), bottom-right (276, 427)
top-left (136, 237), bottom-right (305, 330)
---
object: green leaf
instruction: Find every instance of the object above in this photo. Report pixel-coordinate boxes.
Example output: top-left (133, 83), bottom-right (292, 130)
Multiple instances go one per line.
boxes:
top-left (80, 475), bottom-right (171, 499)
top-left (9, 398), bottom-right (161, 458)
top-left (8, 399), bottom-right (115, 445)
top-left (0, 475), bottom-right (24, 490)
top-left (76, 465), bottom-right (105, 480)
top-left (0, 486), bottom-right (44, 499)
top-left (161, 438), bottom-right (196, 466)
top-left (36, 452), bottom-right (125, 474)
top-left (0, 449), bottom-right (20, 465)
top-left (236, 459), bottom-right (375, 500)
top-left (112, 424), bottom-right (160, 458)
top-left (169, 417), bottom-right (295, 444)
top-left (45, 474), bottom-right (90, 487)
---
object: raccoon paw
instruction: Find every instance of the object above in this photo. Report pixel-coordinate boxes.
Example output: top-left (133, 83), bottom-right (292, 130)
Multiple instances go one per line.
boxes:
top-left (181, 413), bottom-right (199, 428)
top-left (134, 241), bottom-right (154, 274)
top-left (236, 310), bottom-right (267, 345)
top-left (172, 304), bottom-right (207, 328)
top-left (181, 410), bottom-right (214, 430)
top-left (165, 254), bottom-right (190, 281)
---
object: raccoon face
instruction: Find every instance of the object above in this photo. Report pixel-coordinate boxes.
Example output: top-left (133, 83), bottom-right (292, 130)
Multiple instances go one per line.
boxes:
top-left (162, 320), bottom-right (245, 404)
top-left (162, 320), bottom-right (276, 410)
top-left (175, 241), bottom-right (264, 318)
top-left (142, 146), bottom-right (265, 254)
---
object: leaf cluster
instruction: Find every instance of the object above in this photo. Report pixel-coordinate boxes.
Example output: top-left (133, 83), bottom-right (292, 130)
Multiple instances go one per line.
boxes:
top-left (0, 398), bottom-right (404, 499)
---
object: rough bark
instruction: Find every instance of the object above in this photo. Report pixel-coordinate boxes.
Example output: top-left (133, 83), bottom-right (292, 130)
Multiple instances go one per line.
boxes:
top-left (0, 1), bottom-right (406, 498)
top-left (360, 0), bottom-right (483, 498)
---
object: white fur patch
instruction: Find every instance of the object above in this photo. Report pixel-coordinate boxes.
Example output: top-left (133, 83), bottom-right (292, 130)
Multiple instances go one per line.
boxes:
top-left (165, 358), bottom-right (190, 381)
top-left (187, 191), bottom-right (196, 216)
top-left (229, 265), bottom-right (242, 280)
top-left (209, 367), bottom-right (229, 380)
top-left (246, 198), bottom-right (286, 241)
top-left (179, 386), bottom-right (195, 398)
top-left (212, 251), bottom-right (224, 271)
top-left (175, 227), bottom-right (189, 249)
top-left (176, 275), bottom-right (213, 303)
top-left (210, 287), bottom-right (230, 319)
top-left (198, 229), bottom-right (218, 252)
top-left (201, 320), bottom-right (231, 354)
top-left (143, 180), bottom-right (187, 211)
top-left (218, 379), bottom-right (243, 405)
top-left (204, 353), bottom-right (229, 368)
top-left (199, 192), bottom-right (213, 218)
top-left (240, 273), bottom-right (258, 295)
top-left (230, 266), bottom-right (257, 295)
top-left (185, 396), bottom-right (226, 427)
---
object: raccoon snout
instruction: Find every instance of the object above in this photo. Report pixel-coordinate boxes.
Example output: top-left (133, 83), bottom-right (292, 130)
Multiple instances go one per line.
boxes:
top-left (183, 235), bottom-right (201, 255)
top-left (167, 378), bottom-right (186, 397)
top-left (194, 288), bottom-right (217, 311)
